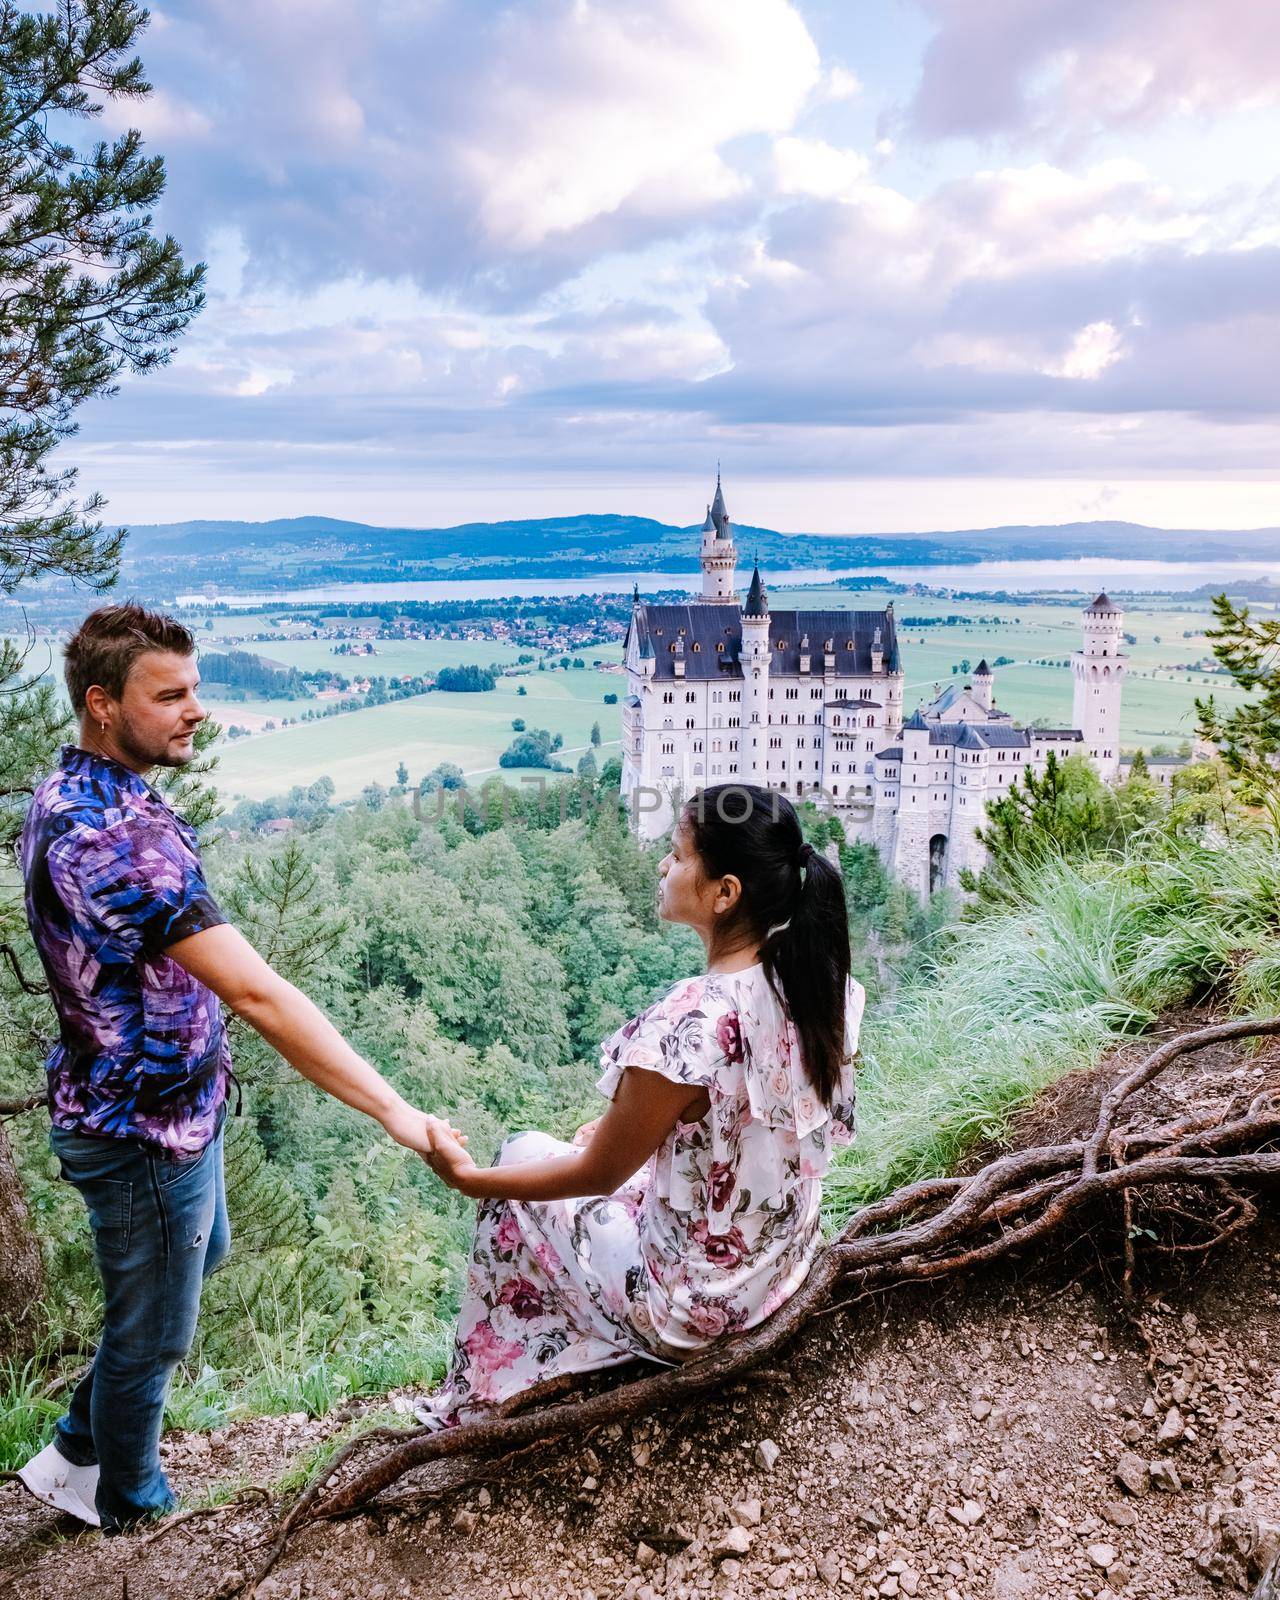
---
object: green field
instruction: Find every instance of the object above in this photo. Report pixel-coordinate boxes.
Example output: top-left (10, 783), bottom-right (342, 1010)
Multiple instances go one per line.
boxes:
top-left (12, 587), bottom-right (1251, 802)
top-left (211, 665), bottom-right (625, 800)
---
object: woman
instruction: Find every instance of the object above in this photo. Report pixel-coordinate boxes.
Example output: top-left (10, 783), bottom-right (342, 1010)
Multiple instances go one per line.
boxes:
top-left (418, 783), bottom-right (863, 1426)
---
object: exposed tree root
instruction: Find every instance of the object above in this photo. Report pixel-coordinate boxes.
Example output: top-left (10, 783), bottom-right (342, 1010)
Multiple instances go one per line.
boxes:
top-left (240, 1015), bottom-right (1280, 1597)
top-left (0, 1093), bottom-right (42, 1117)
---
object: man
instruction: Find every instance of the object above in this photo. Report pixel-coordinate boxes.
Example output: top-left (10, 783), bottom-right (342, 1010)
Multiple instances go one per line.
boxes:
top-left (16, 603), bottom-right (453, 1532)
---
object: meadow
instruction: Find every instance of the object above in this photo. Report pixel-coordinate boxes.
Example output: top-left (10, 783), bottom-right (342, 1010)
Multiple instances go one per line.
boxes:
top-left (203, 586), bottom-right (1246, 800)
top-left (13, 586), bottom-right (1249, 802)
top-left (209, 662), bottom-right (624, 799)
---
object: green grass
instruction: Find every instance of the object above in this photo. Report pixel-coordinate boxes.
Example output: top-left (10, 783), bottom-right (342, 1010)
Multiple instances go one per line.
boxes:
top-left (212, 667), bottom-right (624, 799)
top-left (0, 1357), bottom-right (65, 1472)
top-left (8, 589), bottom-right (1246, 798)
top-left (825, 823), bottom-right (1280, 1225)
top-left (180, 585), bottom-right (1252, 801)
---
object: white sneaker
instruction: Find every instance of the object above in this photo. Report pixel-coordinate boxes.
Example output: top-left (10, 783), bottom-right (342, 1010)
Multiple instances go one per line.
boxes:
top-left (16, 1440), bottom-right (101, 1527)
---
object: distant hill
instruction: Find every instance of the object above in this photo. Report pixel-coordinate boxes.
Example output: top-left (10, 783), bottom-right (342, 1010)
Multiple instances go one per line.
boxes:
top-left (119, 512), bottom-right (1280, 591)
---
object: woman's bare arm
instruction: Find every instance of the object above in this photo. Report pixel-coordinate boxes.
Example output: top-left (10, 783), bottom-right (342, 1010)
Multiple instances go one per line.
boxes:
top-left (427, 1070), bottom-right (710, 1202)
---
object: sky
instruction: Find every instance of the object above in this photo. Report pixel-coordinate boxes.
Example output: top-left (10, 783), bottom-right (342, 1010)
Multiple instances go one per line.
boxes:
top-left (66, 0), bottom-right (1280, 534)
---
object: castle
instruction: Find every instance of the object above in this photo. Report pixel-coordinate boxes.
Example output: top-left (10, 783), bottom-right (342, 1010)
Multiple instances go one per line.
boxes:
top-left (621, 476), bottom-right (1125, 893)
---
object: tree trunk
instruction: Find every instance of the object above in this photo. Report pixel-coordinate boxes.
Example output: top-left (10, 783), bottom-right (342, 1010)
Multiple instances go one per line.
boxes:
top-left (0, 1119), bottom-right (45, 1361)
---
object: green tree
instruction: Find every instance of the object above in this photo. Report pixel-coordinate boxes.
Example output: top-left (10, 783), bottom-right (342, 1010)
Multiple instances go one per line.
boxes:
top-left (590, 720), bottom-right (601, 747)
top-left (0, 2), bottom-right (203, 1339)
top-left (1196, 593), bottom-right (1280, 805)
top-left (961, 752), bottom-right (1125, 905)
top-left (395, 760), bottom-right (409, 788)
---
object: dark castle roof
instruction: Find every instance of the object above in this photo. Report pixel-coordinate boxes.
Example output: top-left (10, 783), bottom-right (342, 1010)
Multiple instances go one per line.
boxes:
top-left (627, 602), bottom-right (901, 681)
top-left (1087, 592), bottom-right (1120, 613)
top-left (885, 721), bottom-right (1084, 756)
top-left (743, 564), bottom-right (767, 617)
top-left (710, 473), bottom-right (730, 538)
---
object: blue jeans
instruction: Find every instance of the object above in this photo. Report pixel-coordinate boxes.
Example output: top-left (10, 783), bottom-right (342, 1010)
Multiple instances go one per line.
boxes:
top-left (49, 1115), bottom-right (230, 1531)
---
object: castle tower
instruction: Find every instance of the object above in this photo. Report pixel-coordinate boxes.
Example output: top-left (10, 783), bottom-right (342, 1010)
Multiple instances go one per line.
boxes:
top-left (890, 708), bottom-right (932, 898)
top-left (699, 471), bottom-right (737, 602)
top-left (972, 658), bottom-right (994, 713)
top-left (741, 562), bottom-right (770, 785)
top-left (1071, 593), bottom-right (1126, 781)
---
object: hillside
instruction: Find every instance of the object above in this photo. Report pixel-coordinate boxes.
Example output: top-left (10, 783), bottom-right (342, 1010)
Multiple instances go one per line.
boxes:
top-left (115, 514), bottom-right (1280, 594)
top-left (3, 1017), bottom-right (1278, 1599)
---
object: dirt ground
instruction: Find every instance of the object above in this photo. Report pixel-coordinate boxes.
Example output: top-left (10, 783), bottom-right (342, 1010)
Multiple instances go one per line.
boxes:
top-left (3, 1018), bottom-right (1280, 1600)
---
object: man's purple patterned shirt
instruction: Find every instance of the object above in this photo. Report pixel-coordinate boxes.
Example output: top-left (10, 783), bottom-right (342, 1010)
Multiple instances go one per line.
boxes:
top-left (22, 745), bottom-right (230, 1158)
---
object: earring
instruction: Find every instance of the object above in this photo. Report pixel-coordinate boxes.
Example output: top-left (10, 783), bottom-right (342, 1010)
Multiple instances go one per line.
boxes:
top-left (99, 722), bottom-right (107, 733)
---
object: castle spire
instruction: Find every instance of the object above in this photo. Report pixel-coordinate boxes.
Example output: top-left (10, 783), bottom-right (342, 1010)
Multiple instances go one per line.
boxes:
top-left (710, 470), bottom-right (728, 537)
top-left (743, 562), bottom-right (768, 618)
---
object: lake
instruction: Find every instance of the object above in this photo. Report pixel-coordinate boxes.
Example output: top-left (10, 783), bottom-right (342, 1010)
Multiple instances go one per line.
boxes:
top-left (176, 557), bottom-right (1279, 608)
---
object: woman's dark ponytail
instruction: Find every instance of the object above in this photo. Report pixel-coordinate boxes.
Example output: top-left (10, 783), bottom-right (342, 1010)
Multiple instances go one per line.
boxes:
top-left (681, 784), bottom-right (851, 1107)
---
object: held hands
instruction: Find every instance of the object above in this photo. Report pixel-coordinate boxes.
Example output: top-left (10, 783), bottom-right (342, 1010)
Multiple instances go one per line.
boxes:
top-left (572, 1117), bottom-right (600, 1148)
top-left (422, 1122), bottom-right (481, 1197)
top-left (381, 1105), bottom-right (469, 1160)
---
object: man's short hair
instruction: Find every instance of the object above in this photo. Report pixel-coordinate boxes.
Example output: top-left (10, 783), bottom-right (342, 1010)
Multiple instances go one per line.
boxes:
top-left (64, 604), bottom-right (196, 715)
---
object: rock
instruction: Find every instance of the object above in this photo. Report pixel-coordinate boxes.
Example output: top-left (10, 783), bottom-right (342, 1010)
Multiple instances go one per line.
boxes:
top-left (635, 1542), bottom-right (659, 1571)
top-left (899, 1572), bottom-right (920, 1597)
top-left (1101, 1501), bottom-right (1138, 1530)
top-left (712, 1527), bottom-right (753, 1561)
top-left (1087, 1544), bottom-right (1118, 1570)
top-left (451, 1508), bottom-right (477, 1535)
top-left (815, 1553), bottom-right (841, 1586)
top-left (1115, 1452), bottom-right (1149, 1496)
top-left (946, 1499), bottom-right (985, 1527)
top-left (992, 1555), bottom-right (1037, 1599)
top-left (971, 1400), bottom-right (993, 1421)
top-left (1149, 1459), bottom-right (1182, 1493)
top-left (720, 1560), bottom-right (742, 1582)
top-left (731, 1498), bottom-right (763, 1527)
top-left (755, 1439), bottom-right (781, 1472)
top-left (878, 1578), bottom-right (899, 1597)
top-left (1158, 1406), bottom-right (1186, 1445)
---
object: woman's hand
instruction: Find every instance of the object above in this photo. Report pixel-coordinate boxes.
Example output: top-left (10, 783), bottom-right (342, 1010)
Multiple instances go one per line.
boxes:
top-left (572, 1117), bottom-right (600, 1148)
top-left (423, 1124), bottom-right (480, 1197)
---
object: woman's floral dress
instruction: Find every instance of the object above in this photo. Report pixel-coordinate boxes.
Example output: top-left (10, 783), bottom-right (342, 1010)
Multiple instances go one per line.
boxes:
top-left (415, 963), bottom-right (863, 1427)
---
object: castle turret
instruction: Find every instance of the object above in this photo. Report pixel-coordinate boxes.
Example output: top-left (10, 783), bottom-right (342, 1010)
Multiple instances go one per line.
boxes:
top-left (1071, 593), bottom-right (1126, 781)
top-left (890, 708), bottom-right (932, 898)
top-left (871, 625), bottom-right (884, 675)
top-left (699, 471), bottom-right (737, 602)
top-left (741, 562), bottom-right (770, 784)
top-left (973, 658), bottom-right (993, 712)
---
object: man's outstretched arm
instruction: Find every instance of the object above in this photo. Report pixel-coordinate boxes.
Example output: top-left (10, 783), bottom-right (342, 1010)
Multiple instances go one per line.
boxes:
top-left (167, 922), bottom-right (450, 1156)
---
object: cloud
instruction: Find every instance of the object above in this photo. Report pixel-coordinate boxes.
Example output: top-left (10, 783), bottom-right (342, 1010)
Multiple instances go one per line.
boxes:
top-left (907, 0), bottom-right (1280, 143)
top-left (772, 137), bottom-right (870, 200)
top-left (146, 0), bottom-right (821, 301)
top-left (60, 0), bottom-right (1280, 525)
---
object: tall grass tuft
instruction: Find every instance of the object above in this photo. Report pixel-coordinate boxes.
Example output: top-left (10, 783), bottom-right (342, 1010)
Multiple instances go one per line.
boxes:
top-left (826, 825), bottom-right (1280, 1226)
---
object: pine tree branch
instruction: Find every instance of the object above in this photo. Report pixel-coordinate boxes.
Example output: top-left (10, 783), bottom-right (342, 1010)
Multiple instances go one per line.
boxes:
top-left (0, 940), bottom-right (46, 994)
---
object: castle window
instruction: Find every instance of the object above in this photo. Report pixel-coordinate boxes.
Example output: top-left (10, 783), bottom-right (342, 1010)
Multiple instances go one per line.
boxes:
top-left (669, 643), bottom-right (677, 653)
top-left (692, 643), bottom-right (701, 652)
top-left (716, 642), bottom-right (725, 653)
